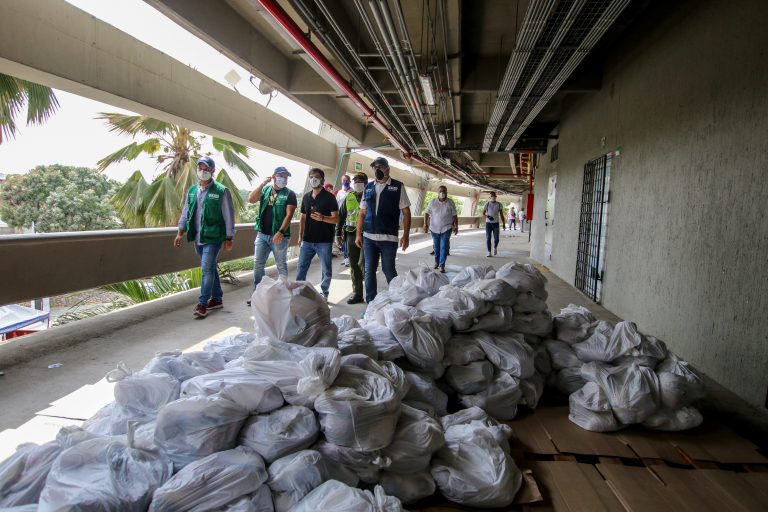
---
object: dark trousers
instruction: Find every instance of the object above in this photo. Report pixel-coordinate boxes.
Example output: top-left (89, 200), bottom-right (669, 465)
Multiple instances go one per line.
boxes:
top-left (345, 231), bottom-right (364, 298)
top-left (363, 237), bottom-right (398, 303)
top-left (485, 223), bottom-right (500, 252)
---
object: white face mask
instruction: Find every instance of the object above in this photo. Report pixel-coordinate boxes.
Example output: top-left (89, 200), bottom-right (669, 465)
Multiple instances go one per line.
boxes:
top-left (274, 176), bottom-right (287, 188)
top-left (353, 182), bottom-right (365, 193)
top-left (490, 198), bottom-right (497, 203)
top-left (438, 192), bottom-right (446, 199)
top-left (309, 177), bottom-right (323, 189)
top-left (196, 169), bottom-right (212, 182)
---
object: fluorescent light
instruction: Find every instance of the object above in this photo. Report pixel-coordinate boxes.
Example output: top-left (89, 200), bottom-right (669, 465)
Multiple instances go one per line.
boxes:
top-left (419, 74), bottom-right (436, 106)
top-left (438, 133), bottom-right (447, 146)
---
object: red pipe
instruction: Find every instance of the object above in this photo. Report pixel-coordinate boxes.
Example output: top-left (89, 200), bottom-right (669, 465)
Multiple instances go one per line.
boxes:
top-left (257, 0), bottom-right (469, 183)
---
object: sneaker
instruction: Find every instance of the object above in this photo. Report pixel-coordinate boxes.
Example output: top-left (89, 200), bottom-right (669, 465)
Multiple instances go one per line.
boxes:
top-left (246, 300), bottom-right (251, 307)
top-left (486, 252), bottom-right (492, 257)
top-left (493, 248), bottom-right (498, 256)
top-left (207, 298), bottom-right (223, 310)
top-left (440, 266), bottom-right (446, 273)
top-left (323, 293), bottom-right (329, 301)
top-left (429, 251), bottom-right (435, 255)
top-left (346, 295), bottom-right (364, 304)
top-left (193, 304), bottom-right (208, 318)
top-left (434, 264), bottom-right (439, 269)
top-left (341, 258), bottom-right (349, 266)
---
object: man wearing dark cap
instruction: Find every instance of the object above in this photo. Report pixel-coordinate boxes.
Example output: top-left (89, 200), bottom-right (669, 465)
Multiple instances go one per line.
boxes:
top-left (174, 156), bottom-right (235, 318)
top-left (336, 171), bottom-right (368, 303)
top-left (296, 168), bottom-right (339, 299)
top-left (247, 166), bottom-right (297, 304)
top-left (355, 157), bottom-right (411, 303)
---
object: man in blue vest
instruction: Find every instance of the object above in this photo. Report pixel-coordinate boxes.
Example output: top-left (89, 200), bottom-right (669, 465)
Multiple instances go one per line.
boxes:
top-left (174, 156), bottom-right (235, 318)
top-left (355, 157), bottom-right (411, 303)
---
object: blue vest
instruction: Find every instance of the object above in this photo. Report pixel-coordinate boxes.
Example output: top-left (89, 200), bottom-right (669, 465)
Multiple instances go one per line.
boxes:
top-left (362, 178), bottom-right (403, 237)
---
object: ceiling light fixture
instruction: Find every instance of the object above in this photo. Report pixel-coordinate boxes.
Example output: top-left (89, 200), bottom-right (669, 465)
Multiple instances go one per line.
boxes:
top-left (419, 74), bottom-right (436, 106)
top-left (438, 133), bottom-right (447, 146)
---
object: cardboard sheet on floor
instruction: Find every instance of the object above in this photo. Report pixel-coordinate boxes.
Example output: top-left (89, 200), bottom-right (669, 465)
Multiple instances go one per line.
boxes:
top-left (652, 466), bottom-right (768, 511)
top-left (508, 410), bottom-right (559, 455)
top-left (528, 461), bottom-right (624, 512)
top-left (534, 407), bottom-right (635, 458)
top-left (597, 464), bottom-right (687, 512)
top-left (35, 381), bottom-right (114, 420)
top-left (615, 429), bottom-right (688, 465)
top-left (664, 423), bottom-right (768, 464)
top-left (0, 415), bottom-right (82, 464)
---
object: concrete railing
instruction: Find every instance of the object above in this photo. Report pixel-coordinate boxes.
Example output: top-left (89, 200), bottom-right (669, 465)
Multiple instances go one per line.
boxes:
top-left (1, 216), bottom-right (481, 305)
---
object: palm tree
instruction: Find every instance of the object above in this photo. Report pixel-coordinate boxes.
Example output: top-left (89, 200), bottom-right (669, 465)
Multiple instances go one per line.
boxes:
top-left (0, 73), bottom-right (59, 143)
top-left (96, 113), bottom-right (258, 227)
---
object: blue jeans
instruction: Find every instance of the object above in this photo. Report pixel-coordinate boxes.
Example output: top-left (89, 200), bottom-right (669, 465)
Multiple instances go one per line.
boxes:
top-left (296, 242), bottom-right (333, 295)
top-left (363, 237), bottom-right (398, 303)
top-left (195, 243), bottom-right (222, 306)
top-left (486, 223), bottom-right (500, 252)
top-left (253, 232), bottom-right (289, 288)
top-left (431, 230), bottom-right (451, 266)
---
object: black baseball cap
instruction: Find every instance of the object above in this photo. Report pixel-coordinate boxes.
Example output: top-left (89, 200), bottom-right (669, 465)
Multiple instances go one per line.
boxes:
top-left (370, 157), bottom-right (389, 168)
top-left (273, 166), bottom-right (291, 176)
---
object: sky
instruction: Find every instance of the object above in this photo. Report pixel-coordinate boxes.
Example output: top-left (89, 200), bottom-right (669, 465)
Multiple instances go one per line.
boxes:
top-left (0, 0), bottom-right (328, 191)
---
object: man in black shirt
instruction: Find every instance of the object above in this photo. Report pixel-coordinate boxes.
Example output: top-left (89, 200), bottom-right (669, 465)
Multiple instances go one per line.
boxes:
top-left (296, 168), bottom-right (339, 298)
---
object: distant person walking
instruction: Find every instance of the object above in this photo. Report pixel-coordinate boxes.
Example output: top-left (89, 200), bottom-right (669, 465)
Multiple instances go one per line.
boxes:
top-left (296, 168), bottom-right (339, 299)
top-left (483, 192), bottom-right (505, 257)
top-left (423, 185), bottom-right (458, 273)
top-left (247, 166), bottom-right (297, 306)
top-left (174, 156), bottom-right (235, 318)
top-left (336, 174), bottom-right (352, 267)
top-left (355, 157), bottom-right (411, 303)
top-left (519, 208), bottom-right (527, 233)
top-left (336, 172), bottom-right (368, 303)
top-left (508, 206), bottom-right (517, 230)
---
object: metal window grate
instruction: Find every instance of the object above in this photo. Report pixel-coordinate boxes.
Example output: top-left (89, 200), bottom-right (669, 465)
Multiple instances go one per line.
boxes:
top-left (550, 143), bottom-right (559, 162)
top-left (575, 153), bottom-right (611, 302)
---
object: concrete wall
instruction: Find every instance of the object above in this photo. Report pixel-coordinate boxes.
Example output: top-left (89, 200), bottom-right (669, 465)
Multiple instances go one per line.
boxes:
top-left (531, 0), bottom-right (768, 408)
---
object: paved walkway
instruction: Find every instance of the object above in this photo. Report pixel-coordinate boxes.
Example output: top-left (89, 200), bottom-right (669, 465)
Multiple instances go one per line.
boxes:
top-left (0, 228), bottom-right (621, 460)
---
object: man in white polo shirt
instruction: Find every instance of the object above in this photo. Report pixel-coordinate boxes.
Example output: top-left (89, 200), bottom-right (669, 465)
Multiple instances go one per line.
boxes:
top-left (423, 185), bottom-right (458, 272)
top-left (355, 157), bottom-right (411, 303)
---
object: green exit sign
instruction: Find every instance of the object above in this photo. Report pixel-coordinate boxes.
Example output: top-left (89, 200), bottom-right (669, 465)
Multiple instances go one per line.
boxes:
top-left (354, 162), bottom-right (362, 171)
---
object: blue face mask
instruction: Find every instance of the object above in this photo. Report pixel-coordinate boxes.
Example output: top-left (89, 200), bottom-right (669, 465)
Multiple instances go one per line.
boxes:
top-left (342, 181), bottom-right (350, 189)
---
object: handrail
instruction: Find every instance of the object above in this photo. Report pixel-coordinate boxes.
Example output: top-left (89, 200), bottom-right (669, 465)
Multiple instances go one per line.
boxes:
top-left (1, 217), bottom-right (481, 306)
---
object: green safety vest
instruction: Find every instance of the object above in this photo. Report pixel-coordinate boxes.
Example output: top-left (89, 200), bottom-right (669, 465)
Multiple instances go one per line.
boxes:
top-left (185, 181), bottom-right (227, 244)
top-left (344, 192), bottom-right (362, 232)
top-left (255, 184), bottom-right (292, 237)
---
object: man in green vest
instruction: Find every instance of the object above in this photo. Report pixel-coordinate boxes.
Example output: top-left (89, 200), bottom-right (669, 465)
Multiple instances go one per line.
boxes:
top-left (246, 166), bottom-right (297, 306)
top-left (335, 172), bottom-right (368, 304)
top-left (174, 156), bottom-right (235, 318)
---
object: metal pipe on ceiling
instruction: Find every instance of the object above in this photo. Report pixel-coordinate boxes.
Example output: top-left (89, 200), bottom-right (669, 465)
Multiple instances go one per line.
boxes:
top-left (437, 0), bottom-right (458, 146)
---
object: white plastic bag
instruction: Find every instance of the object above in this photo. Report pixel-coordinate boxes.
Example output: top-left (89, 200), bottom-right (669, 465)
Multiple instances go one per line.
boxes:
top-left (39, 434), bottom-right (173, 512)
top-left (553, 304), bottom-right (596, 343)
top-left (568, 382), bottom-right (620, 432)
top-left (439, 407), bottom-right (513, 453)
top-left (614, 335), bottom-right (668, 368)
top-left (381, 404), bottom-right (445, 473)
top-left (238, 405), bottom-right (319, 463)
top-left (361, 322), bottom-right (404, 361)
top-left (581, 361), bottom-right (660, 424)
top-left (461, 305), bottom-right (514, 333)
top-left (314, 366), bottom-right (401, 451)
top-left (363, 291), bottom-right (399, 325)
top-left (656, 354), bottom-right (705, 409)
top-left (290, 480), bottom-right (404, 512)
top-left (106, 365), bottom-right (181, 432)
top-left (520, 372), bottom-right (546, 409)
top-left (267, 450), bottom-right (358, 512)
top-left (573, 320), bottom-right (641, 362)
top-left (212, 485), bottom-right (274, 512)
top-left (544, 339), bottom-right (582, 370)
top-left (313, 441), bottom-right (391, 484)
top-left (451, 265), bottom-right (495, 288)
top-left (143, 350), bottom-right (225, 381)
top-left (417, 286), bottom-right (490, 331)
top-left (250, 276), bottom-right (337, 347)
top-left (513, 291), bottom-right (548, 313)
top-left (204, 332), bottom-right (258, 362)
top-left (443, 334), bottom-right (486, 366)
top-left (379, 470), bottom-right (436, 505)
top-left (332, 315), bottom-right (361, 334)
top-left (509, 310), bottom-right (553, 336)
top-left (555, 367), bottom-right (587, 395)
top-left (642, 406), bottom-right (703, 431)
top-left (445, 360), bottom-right (494, 394)
top-left (154, 395), bottom-right (249, 470)
top-left (180, 367), bottom-right (284, 414)
top-left (242, 339), bottom-right (341, 408)
top-left (431, 424), bottom-right (521, 508)
top-left (404, 371), bottom-right (448, 417)
top-left (459, 371), bottom-right (522, 420)
top-left (383, 305), bottom-right (450, 371)
top-left (474, 331), bottom-right (535, 378)
top-left (496, 262), bottom-right (548, 299)
top-left (337, 328), bottom-right (379, 359)
top-left (0, 427), bottom-right (96, 507)
top-left (533, 344), bottom-right (553, 375)
top-left (149, 446), bottom-right (267, 512)
top-left (339, 356), bottom-right (410, 401)
top-left (463, 278), bottom-right (517, 305)
top-left (400, 266), bottom-right (450, 295)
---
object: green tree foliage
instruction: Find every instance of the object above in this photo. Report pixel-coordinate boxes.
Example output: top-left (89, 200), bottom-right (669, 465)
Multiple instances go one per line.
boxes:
top-left (0, 164), bottom-right (121, 232)
top-left (0, 73), bottom-right (59, 143)
top-left (421, 191), bottom-right (464, 215)
top-left (96, 113), bottom-right (257, 227)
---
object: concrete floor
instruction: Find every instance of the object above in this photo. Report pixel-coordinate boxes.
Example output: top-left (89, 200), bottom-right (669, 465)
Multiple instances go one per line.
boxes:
top-left (0, 228), bottom-right (622, 459)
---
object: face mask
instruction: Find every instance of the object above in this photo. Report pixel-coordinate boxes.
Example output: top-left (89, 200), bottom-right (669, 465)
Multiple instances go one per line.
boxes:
top-left (374, 169), bottom-right (386, 181)
top-left (353, 182), bottom-right (365, 193)
top-left (438, 192), bottom-right (446, 199)
top-left (490, 198), bottom-right (497, 203)
top-left (274, 176), bottom-right (287, 188)
top-left (196, 169), bottom-right (212, 182)
top-left (309, 177), bottom-right (323, 189)
top-left (342, 181), bottom-right (350, 189)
